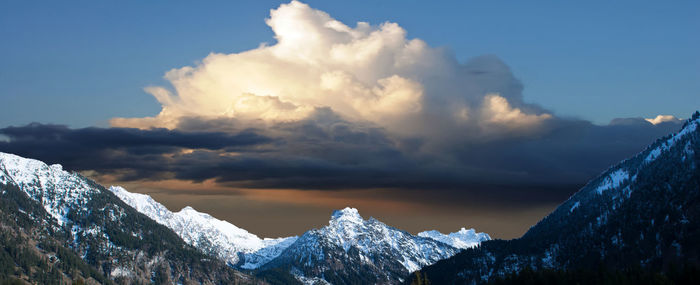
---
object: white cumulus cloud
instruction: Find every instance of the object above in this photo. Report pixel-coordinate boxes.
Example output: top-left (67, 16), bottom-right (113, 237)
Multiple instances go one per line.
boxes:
top-left (481, 94), bottom-right (552, 127)
top-left (645, 115), bottom-right (681, 125)
top-left (111, 0), bottom-right (551, 139)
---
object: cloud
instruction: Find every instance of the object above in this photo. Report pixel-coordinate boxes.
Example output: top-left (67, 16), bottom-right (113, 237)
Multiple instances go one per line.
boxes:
top-left (0, 118), bottom-right (683, 204)
top-left (0, 124), bottom-right (272, 180)
top-left (645, 114), bottom-right (681, 125)
top-left (110, 0), bottom-right (550, 139)
top-left (480, 94), bottom-right (552, 128)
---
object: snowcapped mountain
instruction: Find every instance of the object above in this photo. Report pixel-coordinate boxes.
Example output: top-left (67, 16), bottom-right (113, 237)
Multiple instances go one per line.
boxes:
top-left (411, 111), bottom-right (700, 284)
top-left (0, 153), bottom-right (97, 227)
top-left (418, 228), bottom-right (491, 249)
top-left (111, 184), bottom-right (491, 283)
top-left (262, 207), bottom-right (490, 284)
top-left (0, 148), bottom-right (491, 284)
top-left (0, 152), bottom-right (253, 284)
top-left (109, 185), bottom-right (297, 269)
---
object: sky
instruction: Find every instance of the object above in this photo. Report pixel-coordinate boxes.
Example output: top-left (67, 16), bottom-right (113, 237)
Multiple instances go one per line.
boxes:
top-left (0, 0), bottom-right (698, 239)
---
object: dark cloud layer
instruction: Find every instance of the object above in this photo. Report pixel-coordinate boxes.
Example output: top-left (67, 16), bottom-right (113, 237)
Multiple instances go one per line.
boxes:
top-left (0, 123), bottom-right (271, 180)
top-left (0, 116), bottom-right (683, 206)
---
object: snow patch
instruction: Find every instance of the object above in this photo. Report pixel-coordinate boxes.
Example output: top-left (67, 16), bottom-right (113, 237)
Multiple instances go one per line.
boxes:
top-left (595, 169), bottom-right (629, 194)
top-left (239, 236), bottom-right (299, 269)
top-left (645, 118), bottom-right (698, 163)
top-left (292, 268), bottom-right (331, 285)
top-left (569, 201), bottom-right (580, 213)
top-left (110, 267), bottom-right (134, 278)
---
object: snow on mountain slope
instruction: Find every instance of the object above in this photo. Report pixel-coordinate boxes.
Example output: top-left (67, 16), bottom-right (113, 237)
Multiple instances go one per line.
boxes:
top-left (239, 236), bottom-right (299, 269)
top-left (266, 207), bottom-right (490, 283)
top-left (0, 152), bottom-right (98, 226)
top-left (317, 207), bottom-right (457, 272)
top-left (565, 112), bottom-right (700, 210)
top-left (645, 116), bottom-right (698, 163)
top-left (594, 169), bottom-right (629, 194)
top-left (418, 227), bottom-right (491, 249)
top-left (109, 186), bottom-right (297, 267)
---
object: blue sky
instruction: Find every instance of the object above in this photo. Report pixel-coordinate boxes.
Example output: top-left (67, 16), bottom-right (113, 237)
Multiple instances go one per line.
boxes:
top-left (1, 0), bottom-right (698, 127)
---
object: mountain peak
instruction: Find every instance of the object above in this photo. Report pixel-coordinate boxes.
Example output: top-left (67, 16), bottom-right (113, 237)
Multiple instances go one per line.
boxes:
top-left (1, 151), bottom-right (98, 226)
top-left (179, 206), bottom-right (197, 213)
top-left (276, 207), bottom-right (489, 281)
top-left (456, 227), bottom-right (473, 234)
top-left (330, 207), bottom-right (363, 222)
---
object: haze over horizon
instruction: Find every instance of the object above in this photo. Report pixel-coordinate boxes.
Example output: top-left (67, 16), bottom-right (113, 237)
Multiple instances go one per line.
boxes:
top-left (1, 0), bottom-right (698, 239)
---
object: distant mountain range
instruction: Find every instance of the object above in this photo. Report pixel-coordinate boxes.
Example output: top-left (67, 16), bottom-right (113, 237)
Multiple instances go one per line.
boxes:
top-left (0, 151), bottom-right (488, 284)
top-left (258, 207), bottom-right (489, 284)
top-left (409, 112), bottom-right (700, 284)
top-left (109, 185), bottom-right (489, 284)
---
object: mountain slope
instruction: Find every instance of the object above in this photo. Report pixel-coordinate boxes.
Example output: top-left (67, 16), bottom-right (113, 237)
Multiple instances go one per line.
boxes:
top-left (0, 176), bottom-right (110, 284)
top-left (109, 185), bottom-right (298, 269)
top-left (262, 207), bottom-right (489, 284)
top-left (410, 111), bottom-right (700, 284)
top-left (0, 152), bottom-right (256, 284)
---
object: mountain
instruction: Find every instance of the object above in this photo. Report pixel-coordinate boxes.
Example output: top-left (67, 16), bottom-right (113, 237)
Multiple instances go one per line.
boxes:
top-left (409, 111), bottom-right (700, 284)
top-left (0, 152), bottom-right (256, 284)
top-left (417, 228), bottom-right (491, 249)
top-left (110, 186), bottom-right (491, 284)
top-left (260, 207), bottom-right (489, 284)
top-left (109, 186), bottom-right (298, 269)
